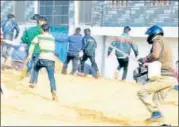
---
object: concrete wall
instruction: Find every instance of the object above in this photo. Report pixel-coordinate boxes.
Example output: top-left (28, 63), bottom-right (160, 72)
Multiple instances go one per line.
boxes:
top-left (69, 26), bottom-right (178, 38)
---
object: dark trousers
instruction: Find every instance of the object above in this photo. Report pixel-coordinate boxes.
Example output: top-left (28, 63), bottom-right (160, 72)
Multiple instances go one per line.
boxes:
top-left (30, 59), bottom-right (56, 92)
top-left (117, 58), bottom-right (129, 80)
top-left (81, 54), bottom-right (99, 73)
top-left (62, 52), bottom-right (79, 74)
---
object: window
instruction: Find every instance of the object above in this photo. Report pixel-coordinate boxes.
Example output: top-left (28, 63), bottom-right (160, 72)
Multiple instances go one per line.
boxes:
top-left (110, 0), bottom-right (128, 8)
top-left (79, 1), bottom-right (92, 24)
top-left (151, 0), bottom-right (170, 7)
top-left (39, 1), bottom-right (69, 26)
top-left (1, 1), bottom-right (35, 23)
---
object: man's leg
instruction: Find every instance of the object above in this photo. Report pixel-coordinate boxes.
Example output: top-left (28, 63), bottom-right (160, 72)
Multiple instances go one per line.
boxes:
top-left (89, 55), bottom-right (99, 72)
top-left (29, 60), bottom-right (41, 88)
top-left (45, 60), bottom-right (57, 101)
top-left (1, 43), bottom-right (8, 66)
top-left (81, 54), bottom-right (88, 75)
top-left (2, 43), bottom-right (13, 67)
top-left (122, 59), bottom-right (129, 80)
top-left (115, 58), bottom-right (123, 80)
top-left (61, 55), bottom-right (71, 74)
top-left (71, 54), bottom-right (79, 75)
top-left (89, 55), bottom-right (100, 78)
top-left (137, 76), bottom-right (175, 122)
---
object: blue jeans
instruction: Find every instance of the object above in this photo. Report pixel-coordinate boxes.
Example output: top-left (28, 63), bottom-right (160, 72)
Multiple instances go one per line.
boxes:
top-left (1, 43), bottom-right (15, 58)
top-left (78, 63), bottom-right (97, 77)
top-left (30, 59), bottom-right (56, 92)
top-left (3, 33), bottom-right (13, 41)
top-left (27, 54), bottom-right (39, 74)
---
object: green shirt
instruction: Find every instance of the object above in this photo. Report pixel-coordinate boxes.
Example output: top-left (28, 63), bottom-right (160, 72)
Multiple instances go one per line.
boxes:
top-left (21, 25), bottom-right (42, 54)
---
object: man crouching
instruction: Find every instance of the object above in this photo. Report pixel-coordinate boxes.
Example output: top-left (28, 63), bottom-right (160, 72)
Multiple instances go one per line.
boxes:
top-left (27, 24), bottom-right (57, 101)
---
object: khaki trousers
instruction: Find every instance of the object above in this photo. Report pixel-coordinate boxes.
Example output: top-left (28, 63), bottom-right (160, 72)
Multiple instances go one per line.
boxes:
top-left (138, 76), bottom-right (176, 113)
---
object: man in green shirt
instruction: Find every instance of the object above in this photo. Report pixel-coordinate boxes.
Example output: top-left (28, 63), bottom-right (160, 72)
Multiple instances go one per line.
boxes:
top-left (21, 16), bottom-right (47, 76)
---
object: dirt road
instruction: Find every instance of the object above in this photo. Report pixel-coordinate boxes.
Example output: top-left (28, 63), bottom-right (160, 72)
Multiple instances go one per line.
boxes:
top-left (1, 70), bottom-right (178, 126)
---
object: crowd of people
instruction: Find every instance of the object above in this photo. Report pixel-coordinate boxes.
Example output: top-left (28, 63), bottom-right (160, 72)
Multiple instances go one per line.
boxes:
top-left (1, 13), bottom-right (178, 125)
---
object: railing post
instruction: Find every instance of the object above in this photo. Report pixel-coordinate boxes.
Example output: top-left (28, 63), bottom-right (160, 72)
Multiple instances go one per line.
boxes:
top-left (101, 35), bottom-right (106, 76)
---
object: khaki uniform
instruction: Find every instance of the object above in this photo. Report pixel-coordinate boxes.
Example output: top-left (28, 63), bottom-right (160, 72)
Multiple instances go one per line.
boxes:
top-left (138, 35), bottom-right (176, 113)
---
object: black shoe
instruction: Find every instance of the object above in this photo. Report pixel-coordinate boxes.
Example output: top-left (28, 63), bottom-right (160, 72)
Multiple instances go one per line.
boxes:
top-left (161, 124), bottom-right (171, 126)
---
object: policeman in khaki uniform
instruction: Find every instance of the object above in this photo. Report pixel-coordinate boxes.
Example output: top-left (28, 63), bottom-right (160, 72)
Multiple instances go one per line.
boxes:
top-left (138, 25), bottom-right (177, 124)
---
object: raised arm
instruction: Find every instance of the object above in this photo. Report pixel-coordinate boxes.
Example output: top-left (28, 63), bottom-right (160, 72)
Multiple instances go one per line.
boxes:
top-left (130, 42), bottom-right (139, 57)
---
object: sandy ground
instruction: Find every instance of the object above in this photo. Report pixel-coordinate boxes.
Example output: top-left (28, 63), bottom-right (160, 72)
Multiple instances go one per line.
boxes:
top-left (1, 69), bottom-right (178, 126)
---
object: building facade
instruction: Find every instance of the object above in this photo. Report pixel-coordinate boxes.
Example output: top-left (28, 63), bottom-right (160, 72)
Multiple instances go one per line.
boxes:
top-left (78, 1), bottom-right (178, 27)
top-left (1, 1), bottom-right (74, 26)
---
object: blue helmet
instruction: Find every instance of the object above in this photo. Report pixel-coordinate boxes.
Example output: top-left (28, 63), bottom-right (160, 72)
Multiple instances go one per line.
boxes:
top-left (124, 26), bottom-right (131, 32)
top-left (145, 25), bottom-right (164, 44)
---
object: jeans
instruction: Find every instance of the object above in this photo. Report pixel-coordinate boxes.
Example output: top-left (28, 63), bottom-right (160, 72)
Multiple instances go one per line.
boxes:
top-left (3, 33), bottom-right (13, 41)
top-left (30, 59), bottom-right (56, 92)
top-left (117, 58), bottom-right (129, 80)
top-left (78, 63), bottom-right (97, 77)
top-left (81, 54), bottom-right (99, 73)
top-left (62, 52), bottom-right (79, 74)
top-left (1, 43), bottom-right (15, 58)
top-left (27, 54), bottom-right (39, 75)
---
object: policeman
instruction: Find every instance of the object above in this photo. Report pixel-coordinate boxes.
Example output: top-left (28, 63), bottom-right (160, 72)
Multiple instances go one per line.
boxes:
top-left (137, 25), bottom-right (176, 124)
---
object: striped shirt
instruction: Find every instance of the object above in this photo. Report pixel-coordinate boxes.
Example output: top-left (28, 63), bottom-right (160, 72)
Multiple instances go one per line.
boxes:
top-left (29, 33), bottom-right (55, 61)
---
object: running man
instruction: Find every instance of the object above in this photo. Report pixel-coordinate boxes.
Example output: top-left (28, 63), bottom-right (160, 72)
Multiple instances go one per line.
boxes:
top-left (1, 14), bottom-right (20, 67)
top-left (107, 26), bottom-right (138, 80)
top-left (27, 24), bottom-right (58, 101)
